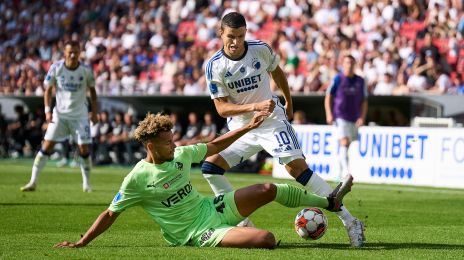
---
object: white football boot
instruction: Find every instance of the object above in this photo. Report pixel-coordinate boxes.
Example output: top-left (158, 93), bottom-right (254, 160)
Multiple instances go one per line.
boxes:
top-left (20, 183), bottom-right (36, 192)
top-left (346, 218), bottom-right (365, 247)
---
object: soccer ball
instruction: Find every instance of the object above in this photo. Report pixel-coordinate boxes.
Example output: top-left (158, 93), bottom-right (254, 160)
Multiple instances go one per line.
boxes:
top-left (294, 208), bottom-right (328, 240)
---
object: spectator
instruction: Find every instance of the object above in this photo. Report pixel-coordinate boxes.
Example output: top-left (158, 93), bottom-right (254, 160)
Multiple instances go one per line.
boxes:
top-left (96, 111), bottom-right (113, 165)
top-left (121, 112), bottom-right (139, 164)
top-left (176, 111), bottom-right (201, 146)
top-left (191, 111), bottom-right (217, 144)
top-left (292, 110), bottom-right (308, 125)
top-left (8, 105), bottom-right (29, 157)
top-left (374, 73), bottom-right (396, 95)
top-left (0, 105), bottom-right (8, 157)
top-left (170, 112), bottom-right (183, 142)
top-left (108, 111), bottom-right (125, 164)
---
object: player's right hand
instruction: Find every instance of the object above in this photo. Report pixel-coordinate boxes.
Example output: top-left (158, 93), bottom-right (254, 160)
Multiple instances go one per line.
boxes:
top-left (249, 111), bottom-right (270, 129)
top-left (255, 99), bottom-right (275, 114)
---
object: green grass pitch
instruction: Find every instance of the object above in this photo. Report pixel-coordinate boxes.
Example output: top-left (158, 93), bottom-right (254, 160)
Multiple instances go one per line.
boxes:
top-left (1, 159), bottom-right (464, 259)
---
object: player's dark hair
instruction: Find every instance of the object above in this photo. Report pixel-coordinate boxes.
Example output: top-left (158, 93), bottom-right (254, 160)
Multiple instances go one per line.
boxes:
top-left (221, 12), bottom-right (247, 29)
top-left (344, 54), bottom-right (356, 62)
top-left (64, 40), bottom-right (80, 49)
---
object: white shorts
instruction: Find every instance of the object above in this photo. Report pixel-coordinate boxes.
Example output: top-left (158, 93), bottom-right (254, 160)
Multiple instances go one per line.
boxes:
top-left (220, 119), bottom-right (304, 167)
top-left (335, 118), bottom-right (358, 141)
top-left (44, 114), bottom-right (91, 145)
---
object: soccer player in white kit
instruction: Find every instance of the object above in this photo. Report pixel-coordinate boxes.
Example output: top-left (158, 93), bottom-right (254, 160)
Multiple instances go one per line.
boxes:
top-left (21, 41), bottom-right (98, 192)
top-left (202, 12), bottom-right (365, 247)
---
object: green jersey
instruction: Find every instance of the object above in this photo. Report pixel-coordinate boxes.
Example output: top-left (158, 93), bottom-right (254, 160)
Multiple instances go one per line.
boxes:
top-left (109, 143), bottom-right (208, 246)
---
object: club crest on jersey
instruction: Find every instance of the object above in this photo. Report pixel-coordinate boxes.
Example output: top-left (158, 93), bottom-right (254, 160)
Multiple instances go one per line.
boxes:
top-left (175, 162), bottom-right (183, 171)
top-left (252, 59), bottom-right (261, 70)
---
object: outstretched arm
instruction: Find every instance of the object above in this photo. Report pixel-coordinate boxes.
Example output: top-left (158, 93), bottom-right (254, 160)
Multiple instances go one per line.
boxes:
top-left (213, 97), bottom-right (275, 118)
top-left (271, 65), bottom-right (293, 120)
top-left (54, 209), bottom-right (120, 248)
top-left (205, 111), bottom-right (269, 157)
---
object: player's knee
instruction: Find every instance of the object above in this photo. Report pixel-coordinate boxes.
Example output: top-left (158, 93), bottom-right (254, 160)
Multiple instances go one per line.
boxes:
top-left (256, 231), bottom-right (276, 249)
top-left (258, 183), bottom-right (277, 200)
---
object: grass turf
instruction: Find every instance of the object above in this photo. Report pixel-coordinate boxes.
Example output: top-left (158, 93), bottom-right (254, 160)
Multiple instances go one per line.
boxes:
top-left (1, 159), bottom-right (464, 259)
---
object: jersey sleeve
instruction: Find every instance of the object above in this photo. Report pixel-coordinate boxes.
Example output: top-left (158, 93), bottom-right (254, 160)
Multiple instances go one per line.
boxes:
top-left (85, 66), bottom-right (96, 88)
top-left (259, 42), bottom-right (280, 72)
top-left (327, 74), bottom-right (341, 95)
top-left (44, 63), bottom-right (57, 88)
top-left (108, 175), bottom-right (143, 213)
top-left (205, 54), bottom-right (228, 99)
top-left (184, 143), bottom-right (208, 163)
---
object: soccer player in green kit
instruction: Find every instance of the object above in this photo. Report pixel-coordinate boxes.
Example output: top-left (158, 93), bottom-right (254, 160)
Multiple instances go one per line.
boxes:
top-left (55, 112), bottom-right (353, 249)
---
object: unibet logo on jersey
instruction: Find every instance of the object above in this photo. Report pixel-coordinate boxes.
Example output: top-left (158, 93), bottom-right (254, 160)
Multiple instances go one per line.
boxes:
top-left (226, 74), bottom-right (262, 93)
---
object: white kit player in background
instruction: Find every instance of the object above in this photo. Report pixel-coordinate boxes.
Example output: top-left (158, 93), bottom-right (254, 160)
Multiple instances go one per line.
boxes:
top-left (21, 41), bottom-right (98, 193)
top-left (201, 12), bottom-right (365, 247)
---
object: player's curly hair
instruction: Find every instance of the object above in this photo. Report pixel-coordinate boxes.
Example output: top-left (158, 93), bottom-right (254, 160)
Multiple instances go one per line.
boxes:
top-left (134, 112), bottom-right (173, 144)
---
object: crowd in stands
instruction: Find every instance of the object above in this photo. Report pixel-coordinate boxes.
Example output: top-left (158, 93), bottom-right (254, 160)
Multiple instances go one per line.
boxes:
top-left (1, 0), bottom-right (464, 96)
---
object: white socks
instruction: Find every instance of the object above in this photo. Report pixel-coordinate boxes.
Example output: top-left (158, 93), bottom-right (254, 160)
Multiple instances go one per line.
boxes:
top-left (30, 151), bottom-right (49, 185)
top-left (80, 156), bottom-right (92, 188)
top-left (304, 173), bottom-right (355, 226)
top-left (304, 171), bottom-right (332, 196)
top-left (339, 145), bottom-right (349, 177)
top-left (203, 174), bottom-right (234, 195)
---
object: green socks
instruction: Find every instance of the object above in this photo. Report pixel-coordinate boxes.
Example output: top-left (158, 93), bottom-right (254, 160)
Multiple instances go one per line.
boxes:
top-left (274, 183), bottom-right (329, 208)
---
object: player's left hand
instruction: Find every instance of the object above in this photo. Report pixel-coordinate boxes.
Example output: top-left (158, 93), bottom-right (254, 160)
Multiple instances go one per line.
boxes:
top-left (285, 104), bottom-right (293, 121)
top-left (54, 241), bottom-right (82, 248)
top-left (355, 118), bottom-right (365, 127)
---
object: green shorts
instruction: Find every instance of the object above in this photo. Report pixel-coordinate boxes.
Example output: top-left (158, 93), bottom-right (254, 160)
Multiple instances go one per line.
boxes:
top-left (188, 191), bottom-right (244, 247)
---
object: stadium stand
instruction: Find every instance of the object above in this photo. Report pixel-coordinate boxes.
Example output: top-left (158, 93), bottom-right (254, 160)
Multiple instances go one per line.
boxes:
top-left (0, 0), bottom-right (463, 96)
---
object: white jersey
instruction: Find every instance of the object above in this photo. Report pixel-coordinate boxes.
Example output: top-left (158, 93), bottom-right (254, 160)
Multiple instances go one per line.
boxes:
top-left (206, 40), bottom-right (286, 130)
top-left (44, 60), bottom-right (95, 119)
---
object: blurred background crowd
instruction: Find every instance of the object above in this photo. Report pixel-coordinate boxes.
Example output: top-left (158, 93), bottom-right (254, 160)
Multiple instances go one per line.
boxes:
top-left (1, 0), bottom-right (464, 97)
top-left (0, 102), bottom-right (224, 164)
